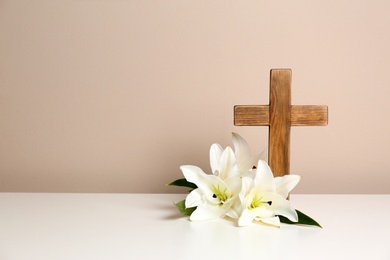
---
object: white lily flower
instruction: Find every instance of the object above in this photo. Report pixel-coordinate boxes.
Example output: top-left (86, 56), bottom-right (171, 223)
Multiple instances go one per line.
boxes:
top-left (238, 160), bottom-right (300, 227)
top-left (180, 147), bottom-right (241, 221)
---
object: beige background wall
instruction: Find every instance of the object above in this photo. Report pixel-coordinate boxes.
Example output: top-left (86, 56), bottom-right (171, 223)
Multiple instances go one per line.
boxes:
top-left (1, 0), bottom-right (389, 193)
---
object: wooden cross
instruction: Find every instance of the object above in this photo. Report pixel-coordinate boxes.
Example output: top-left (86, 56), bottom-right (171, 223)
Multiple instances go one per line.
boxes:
top-left (234, 69), bottom-right (328, 177)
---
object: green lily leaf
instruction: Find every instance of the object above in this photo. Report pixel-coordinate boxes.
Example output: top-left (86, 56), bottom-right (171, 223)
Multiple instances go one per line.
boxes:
top-left (167, 178), bottom-right (197, 190)
top-left (279, 209), bottom-right (322, 228)
top-left (174, 200), bottom-right (196, 216)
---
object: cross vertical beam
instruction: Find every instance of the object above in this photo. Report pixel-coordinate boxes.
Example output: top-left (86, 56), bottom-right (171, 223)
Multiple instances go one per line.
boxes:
top-left (234, 69), bottom-right (328, 178)
top-left (269, 69), bottom-right (291, 178)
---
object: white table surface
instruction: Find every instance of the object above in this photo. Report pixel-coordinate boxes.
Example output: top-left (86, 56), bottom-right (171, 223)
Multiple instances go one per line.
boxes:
top-left (0, 193), bottom-right (389, 260)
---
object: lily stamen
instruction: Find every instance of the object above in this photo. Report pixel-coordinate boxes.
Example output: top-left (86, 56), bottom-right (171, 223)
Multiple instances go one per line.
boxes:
top-left (249, 196), bottom-right (273, 209)
top-left (211, 184), bottom-right (232, 204)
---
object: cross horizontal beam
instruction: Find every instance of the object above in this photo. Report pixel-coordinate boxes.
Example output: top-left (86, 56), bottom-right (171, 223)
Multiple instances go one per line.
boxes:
top-left (234, 105), bottom-right (328, 126)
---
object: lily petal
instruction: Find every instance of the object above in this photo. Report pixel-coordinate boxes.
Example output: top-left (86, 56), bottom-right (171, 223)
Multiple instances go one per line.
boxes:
top-left (254, 160), bottom-right (276, 193)
top-left (239, 177), bottom-right (254, 203)
top-left (180, 165), bottom-right (208, 186)
top-left (232, 132), bottom-right (251, 164)
top-left (218, 146), bottom-right (238, 179)
top-left (274, 175), bottom-right (301, 199)
top-left (248, 202), bottom-right (274, 218)
top-left (224, 176), bottom-right (242, 195)
top-left (238, 209), bottom-right (256, 226)
top-left (210, 143), bottom-right (223, 175)
top-left (232, 132), bottom-right (262, 173)
top-left (190, 201), bottom-right (231, 221)
top-left (225, 206), bottom-right (240, 219)
top-left (266, 192), bottom-right (298, 222)
top-left (257, 216), bottom-right (281, 227)
top-left (185, 188), bottom-right (203, 208)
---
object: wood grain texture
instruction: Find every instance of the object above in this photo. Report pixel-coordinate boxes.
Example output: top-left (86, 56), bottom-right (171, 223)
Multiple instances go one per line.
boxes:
top-left (291, 105), bottom-right (328, 126)
top-left (234, 105), bottom-right (328, 126)
top-left (268, 69), bottom-right (291, 178)
top-left (234, 105), bottom-right (269, 126)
